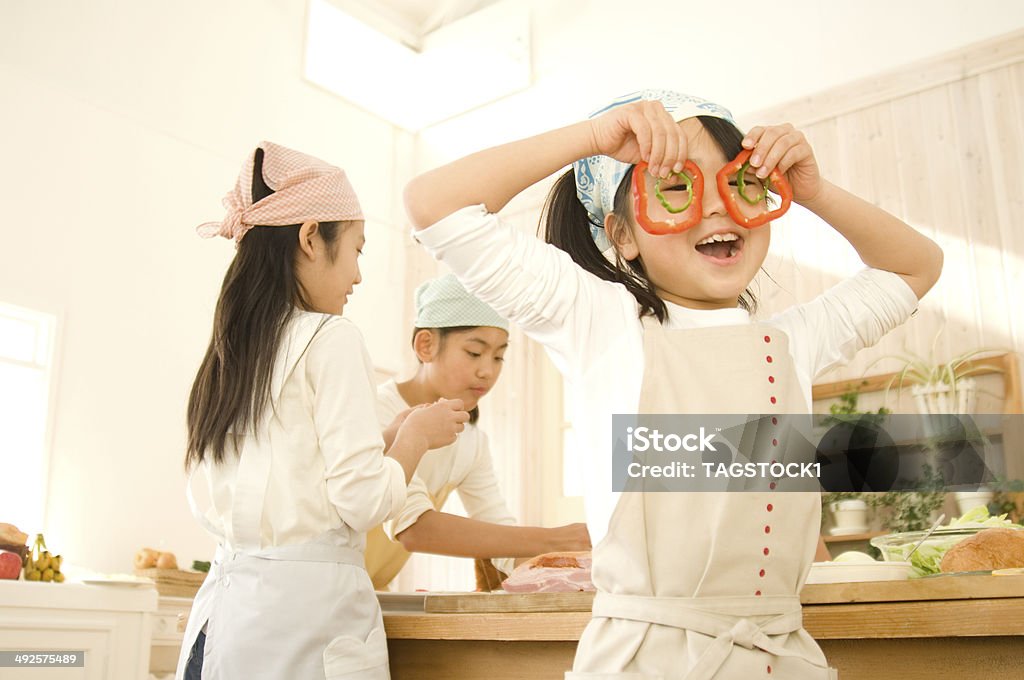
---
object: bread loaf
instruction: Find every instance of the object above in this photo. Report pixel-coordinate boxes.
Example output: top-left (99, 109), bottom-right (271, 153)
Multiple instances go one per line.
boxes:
top-left (940, 528), bottom-right (1024, 573)
top-left (0, 523), bottom-right (28, 547)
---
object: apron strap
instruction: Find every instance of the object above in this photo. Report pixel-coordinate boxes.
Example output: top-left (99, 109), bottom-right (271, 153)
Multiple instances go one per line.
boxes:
top-left (186, 468), bottom-right (225, 540)
top-left (593, 592), bottom-right (827, 680)
top-left (229, 429), bottom-right (272, 551)
top-left (215, 541), bottom-right (366, 567)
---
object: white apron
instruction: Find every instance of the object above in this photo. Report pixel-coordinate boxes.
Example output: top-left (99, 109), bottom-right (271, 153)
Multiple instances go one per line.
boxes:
top-left (176, 416), bottom-right (390, 679)
top-left (568, 318), bottom-right (837, 679)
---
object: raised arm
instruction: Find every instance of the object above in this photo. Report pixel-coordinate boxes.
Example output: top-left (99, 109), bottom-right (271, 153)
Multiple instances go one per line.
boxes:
top-left (800, 180), bottom-right (943, 299)
top-left (742, 124), bottom-right (943, 299)
top-left (403, 101), bottom-right (690, 229)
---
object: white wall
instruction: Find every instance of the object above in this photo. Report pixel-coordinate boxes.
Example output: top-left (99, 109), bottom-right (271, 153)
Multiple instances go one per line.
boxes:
top-left (0, 0), bottom-right (414, 573)
top-left (4, 0), bottom-right (1023, 577)
top-left (419, 0), bottom-right (1024, 165)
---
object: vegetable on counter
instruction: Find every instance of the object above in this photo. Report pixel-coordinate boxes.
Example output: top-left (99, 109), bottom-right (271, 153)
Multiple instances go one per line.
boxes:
top-left (192, 560), bottom-right (211, 573)
top-left (134, 547), bottom-right (177, 570)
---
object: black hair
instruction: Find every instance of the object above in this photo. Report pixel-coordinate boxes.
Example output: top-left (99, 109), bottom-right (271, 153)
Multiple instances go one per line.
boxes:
top-left (542, 115), bottom-right (760, 322)
top-left (186, 147), bottom-right (345, 467)
top-left (410, 325), bottom-right (505, 425)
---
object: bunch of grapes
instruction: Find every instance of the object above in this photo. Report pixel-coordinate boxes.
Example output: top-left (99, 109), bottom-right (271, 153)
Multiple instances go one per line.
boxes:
top-left (23, 534), bottom-right (64, 583)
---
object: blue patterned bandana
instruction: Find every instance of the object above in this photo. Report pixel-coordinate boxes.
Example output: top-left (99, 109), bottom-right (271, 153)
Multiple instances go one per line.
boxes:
top-left (573, 90), bottom-right (735, 251)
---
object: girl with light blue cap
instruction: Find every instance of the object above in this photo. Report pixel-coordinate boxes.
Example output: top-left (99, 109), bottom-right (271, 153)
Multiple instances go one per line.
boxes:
top-left (365, 273), bottom-right (591, 591)
top-left (404, 90), bottom-right (942, 678)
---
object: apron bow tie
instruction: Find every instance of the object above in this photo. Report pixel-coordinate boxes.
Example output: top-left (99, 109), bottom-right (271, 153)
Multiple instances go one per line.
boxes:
top-left (726, 618), bottom-right (761, 649)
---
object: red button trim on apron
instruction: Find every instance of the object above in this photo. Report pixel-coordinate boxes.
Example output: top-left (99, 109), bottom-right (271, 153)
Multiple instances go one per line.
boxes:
top-left (764, 525), bottom-right (771, 534)
top-left (770, 396), bottom-right (777, 404)
top-left (759, 569), bottom-right (766, 577)
top-left (763, 547), bottom-right (770, 556)
top-left (764, 335), bottom-right (771, 343)
top-left (771, 417), bottom-right (778, 425)
top-left (772, 438), bottom-right (778, 446)
top-left (766, 355), bottom-right (773, 363)
top-left (768, 375), bottom-right (775, 383)
top-left (769, 482), bottom-right (777, 490)
top-left (766, 504), bottom-right (773, 512)
top-left (767, 665), bottom-right (772, 674)
top-left (755, 590), bottom-right (762, 596)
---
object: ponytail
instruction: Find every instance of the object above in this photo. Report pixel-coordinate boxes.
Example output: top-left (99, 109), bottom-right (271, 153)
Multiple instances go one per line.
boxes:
top-left (542, 168), bottom-right (669, 321)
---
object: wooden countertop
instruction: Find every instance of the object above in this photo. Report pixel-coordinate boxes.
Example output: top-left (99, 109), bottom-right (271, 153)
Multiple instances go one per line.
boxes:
top-left (382, 574), bottom-right (1024, 642)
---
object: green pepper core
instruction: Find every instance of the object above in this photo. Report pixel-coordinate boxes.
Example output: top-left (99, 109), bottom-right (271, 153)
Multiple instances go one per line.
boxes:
top-left (654, 171), bottom-right (694, 214)
top-left (737, 161), bottom-right (769, 205)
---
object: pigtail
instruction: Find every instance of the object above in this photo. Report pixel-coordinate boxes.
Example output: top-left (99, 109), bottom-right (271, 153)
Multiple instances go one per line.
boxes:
top-left (541, 169), bottom-right (668, 322)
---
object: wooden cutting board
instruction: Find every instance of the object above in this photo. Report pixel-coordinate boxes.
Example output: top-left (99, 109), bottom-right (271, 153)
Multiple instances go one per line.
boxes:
top-left (424, 591), bottom-right (595, 613)
top-left (800, 572), bottom-right (1024, 604)
top-left (420, 574), bottom-right (1024, 613)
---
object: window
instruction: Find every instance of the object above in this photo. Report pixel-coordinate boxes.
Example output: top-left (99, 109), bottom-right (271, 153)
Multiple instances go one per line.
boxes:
top-left (0, 303), bottom-right (57, 531)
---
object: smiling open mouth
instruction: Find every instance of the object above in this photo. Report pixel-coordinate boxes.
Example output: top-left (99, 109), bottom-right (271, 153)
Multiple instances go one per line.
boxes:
top-left (695, 232), bottom-right (743, 262)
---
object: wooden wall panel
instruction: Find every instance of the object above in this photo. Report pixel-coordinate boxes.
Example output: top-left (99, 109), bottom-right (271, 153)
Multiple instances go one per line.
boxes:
top-left (748, 30), bottom-right (1024, 406)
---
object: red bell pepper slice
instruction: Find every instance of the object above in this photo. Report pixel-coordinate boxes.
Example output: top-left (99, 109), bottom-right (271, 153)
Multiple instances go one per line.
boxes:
top-left (632, 160), bottom-right (704, 234)
top-left (715, 149), bottom-right (792, 228)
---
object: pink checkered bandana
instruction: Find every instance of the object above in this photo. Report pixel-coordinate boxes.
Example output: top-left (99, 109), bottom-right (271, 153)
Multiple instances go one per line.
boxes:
top-left (197, 141), bottom-right (364, 244)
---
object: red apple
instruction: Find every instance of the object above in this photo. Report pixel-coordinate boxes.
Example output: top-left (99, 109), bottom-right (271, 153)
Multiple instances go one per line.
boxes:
top-left (0, 551), bottom-right (21, 580)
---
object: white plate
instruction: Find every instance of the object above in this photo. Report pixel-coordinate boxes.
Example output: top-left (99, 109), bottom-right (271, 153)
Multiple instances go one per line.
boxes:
top-left (806, 561), bottom-right (913, 584)
top-left (81, 575), bottom-right (154, 587)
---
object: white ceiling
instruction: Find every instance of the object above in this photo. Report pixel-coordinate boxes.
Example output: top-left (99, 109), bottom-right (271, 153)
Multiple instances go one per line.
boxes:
top-left (333, 0), bottom-right (502, 45)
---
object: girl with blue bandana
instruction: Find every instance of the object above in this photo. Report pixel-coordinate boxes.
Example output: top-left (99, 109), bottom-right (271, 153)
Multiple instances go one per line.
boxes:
top-left (365, 274), bottom-right (591, 591)
top-left (404, 90), bottom-right (942, 679)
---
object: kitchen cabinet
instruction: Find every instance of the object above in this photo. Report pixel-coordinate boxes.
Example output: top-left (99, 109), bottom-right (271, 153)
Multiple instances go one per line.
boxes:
top-left (0, 580), bottom-right (156, 680)
top-left (148, 596), bottom-right (192, 680)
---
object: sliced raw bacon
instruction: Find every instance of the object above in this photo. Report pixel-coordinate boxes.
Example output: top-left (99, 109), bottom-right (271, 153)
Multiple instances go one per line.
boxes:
top-left (501, 551), bottom-right (594, 593)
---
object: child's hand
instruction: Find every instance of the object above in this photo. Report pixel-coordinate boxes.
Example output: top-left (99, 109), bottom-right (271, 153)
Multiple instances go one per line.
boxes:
top-left (382, 406), bottom-right (425, 451)
top-left (399, 398), bottom-right (469, 450)
top-left (554, 523), bottom-right (592, 552)
top-left (589, 100), bottom-right (688, 179)
top-left (741, 123), bottom-right (822, 203)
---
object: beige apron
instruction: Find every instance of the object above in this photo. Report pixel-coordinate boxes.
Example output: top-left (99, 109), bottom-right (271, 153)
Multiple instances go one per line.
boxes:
top-left (366, 484), bottom-right (455, 590)
top-left (568, 318), bottom-right (836, 680)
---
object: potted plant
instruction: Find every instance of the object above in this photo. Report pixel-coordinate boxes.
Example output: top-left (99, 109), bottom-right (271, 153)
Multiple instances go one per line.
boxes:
top-left (819, 386), bottom-right (891, 534)
top-left (868, 463), bottom-right (947, 533)
top-left (879, 331), bottom-right (1004, 419)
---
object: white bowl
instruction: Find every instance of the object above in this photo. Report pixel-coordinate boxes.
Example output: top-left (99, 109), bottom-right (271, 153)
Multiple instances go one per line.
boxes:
top-left (828, 525), bottom-right (869, 536)
top-left (805, 560), bottom-right (913, 585)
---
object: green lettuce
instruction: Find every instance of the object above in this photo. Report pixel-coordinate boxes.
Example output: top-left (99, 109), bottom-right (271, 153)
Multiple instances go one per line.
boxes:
top-left (884, 507), bottom-right (1023, 577)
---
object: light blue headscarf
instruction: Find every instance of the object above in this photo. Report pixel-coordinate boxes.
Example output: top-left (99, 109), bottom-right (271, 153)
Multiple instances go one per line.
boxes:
top-left (573, 90), bottom-right (735, 251)
top-left (414, 274), bottom-right (510, 331)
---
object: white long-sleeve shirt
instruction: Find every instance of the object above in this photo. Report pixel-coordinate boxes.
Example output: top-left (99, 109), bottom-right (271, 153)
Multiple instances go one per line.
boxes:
top-left (414, 205), bottom-right (919, 545)
top-left (198, 312), bottom-right (407, 550)
top-left (377, 379), bottom-right (517, 576)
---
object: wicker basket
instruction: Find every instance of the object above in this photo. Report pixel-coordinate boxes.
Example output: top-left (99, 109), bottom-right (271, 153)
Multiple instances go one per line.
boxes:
top-left (133, 568), bottom-right (206, 598)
